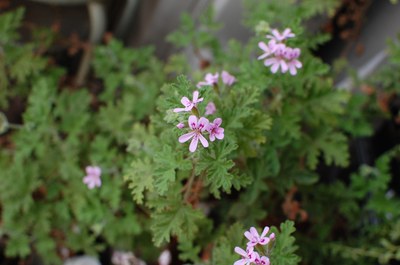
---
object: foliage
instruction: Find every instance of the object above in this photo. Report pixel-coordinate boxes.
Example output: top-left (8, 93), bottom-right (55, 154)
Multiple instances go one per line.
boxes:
top-left (0, 8), bottom-right (164, 264)
top-left (1, 0), bottom-right (400, 265)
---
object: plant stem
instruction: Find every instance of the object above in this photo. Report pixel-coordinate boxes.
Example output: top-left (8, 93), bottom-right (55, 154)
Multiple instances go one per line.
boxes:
top-left (184, 162), bottom-right (196, 202)
top-left (213, 84), bottom-right (220, 95)
top-left (8, 123), bottom-right (24, 129)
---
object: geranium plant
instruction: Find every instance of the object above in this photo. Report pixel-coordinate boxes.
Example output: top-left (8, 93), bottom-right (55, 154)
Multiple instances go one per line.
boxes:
top-left (1, 1), bottom-right (400, 265)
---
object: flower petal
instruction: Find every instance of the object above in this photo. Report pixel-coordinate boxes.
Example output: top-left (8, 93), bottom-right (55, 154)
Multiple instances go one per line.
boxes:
top-left (244, 231), bottom-right (253, 241)
top-left (199, 134), bottom-right (209, 148)
top-left (192, 91), bottom-right (199, 102)
top-left (188, 115), bottom-right (198, 130)
top-left (233, 260), bottom-right (246, 265)
top-left (261, 226), bottom-right (270, 238)
top-left (213, 118), bottom-right (222, 127)
top-left (92, 166), bottom-right (101, 177)
top-left (83, 176), bottom-right (91, 184)
top-left (249, 227), bottom-right (258, 238)
top-left (196, 81), bottom-right (207, 88)
top-left (198, 117), bottom-right (210, 132)
top-left (215, 129), bottom-right (224, 140)
top-left (173, 108), bottom-right (186, 113)
top-left (294, 60), bottom-right (302, 68)
top-left (181, 96), bottom-right (191, 106)
top-left (264, 58), bottom-right (276, 67)
top-left (289, 65), bottom-right (297, 75)
top-left (189, 135), bottom-right (199, 152)
top-left (86, 166), bottom-right (95, 175)
top-left (179, 132), bottom-right (195, 143)
top-left (258, 41), bottom-right (269, 52)
top-left (271, 62), bottom-right (280, 73)
top-left (280, 60), bottom-right (288, 73)
top-left (234, 247), bottom-right (247, 256)
top-left (258, 53), bottom-right (270, 60)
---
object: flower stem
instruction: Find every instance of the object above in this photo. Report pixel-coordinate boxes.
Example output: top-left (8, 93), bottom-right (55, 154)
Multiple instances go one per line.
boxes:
top-left (213, 84), bottom-right (220, 95)
top-left (8, 123), bottom-right (24, 130)
top-left (184, 162), bottom-right (196, 203)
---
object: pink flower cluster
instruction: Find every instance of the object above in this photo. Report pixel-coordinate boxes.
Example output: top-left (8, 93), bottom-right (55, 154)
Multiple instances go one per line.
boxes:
top-left (234, 226), bottom-right (275, 265)
top-left (258, 28), bottom-right (302, 75)
top-left (83, 166), bottom-right (102, 189)
top-left (174, 90), bottom-right (225, 152)
top-left (196, 70), bottom-right (236, 88)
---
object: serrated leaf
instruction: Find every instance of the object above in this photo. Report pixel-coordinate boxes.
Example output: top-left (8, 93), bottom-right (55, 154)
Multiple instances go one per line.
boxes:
top-left (151, 203), bottom-right (203, 246)
top-left (124, 158), bottom-right (154, 204)
top-left (305, 130), bottom-right (349, 169)
top-left (153, 145), bottom-right (191, 195)
top-left (0, 7), bottom-right (24, 43)
top-left (270, 220), bottom-right (301, 265)
top-left (9, 46), bottom-right (47, 84)
top-left (198, 141), bottom-right (240, 198)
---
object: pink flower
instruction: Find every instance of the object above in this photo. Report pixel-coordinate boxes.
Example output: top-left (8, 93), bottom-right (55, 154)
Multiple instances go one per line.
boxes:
top-left (176, 122), bottom-right (185, 129)
top-left (205, 102), bottom-right (217, 115)
top-left (263, 44), bottom-right (288, 73)
top-left (259, 28), bottom-right (302, 75)
top-left (254, 253), bottom-right (270, 265)
top-left (178, 115), bottom-right (209, 152)
top-left (234, 247), bottom-right (256, 265)
top-left (267, 28), bottom-right (295, 42)
top-left (197, 72), bottom-right (219, 88)
top-left (207, 118), bottom-right (224, 142)
top-left (244, 226), bottom-right (272, 247)
top-left (173, 91), bottom-right (204, 113)
top-left (158, 250), bottom-right (171, 265)
top-left (83, 166), bottom-right (101, 189)
top-left (221, 70), bottom-right (236, 86)
top-left (269, 233), bottom-right (275, 241)
top-left (283, 47), bottom-right (302, 75)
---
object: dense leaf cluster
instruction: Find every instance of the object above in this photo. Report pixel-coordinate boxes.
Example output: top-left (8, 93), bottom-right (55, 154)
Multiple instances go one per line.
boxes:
top-left (1, 1), bottom-right (400, 265)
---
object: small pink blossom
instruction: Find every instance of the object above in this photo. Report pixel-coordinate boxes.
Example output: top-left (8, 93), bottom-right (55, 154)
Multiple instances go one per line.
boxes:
top-left (205, 102), bottom-right (217, 115)
top-left (283, 47), bottom-right (302, 75)
top-left (234, 247), bottom-right (256, 265)
top-left (244, 226), bottom-right (272, 247)
top-left (269, 233), bottom-right (275, 241)
top-left (173, 90), bottom-right (203, 113)
top-left (158, 250), bottom-right (171, 265)
top-left (179, 115), bottom-right (209, 152)
top-left (83, 166), bottom-right (101, 189)
top-left (259, 28), bottom-right (302, 75)
top-left (267, 28), bottom-right (295, 42)
top-left (221, 70), bottom-right (236, 86)
top-left (112, 251), bottom-right (145, 265)
top-left (263, 44), bottom-right (288, 74)
top-left (207, 118), bottom-right (224, 142)
top-left (197, 72), bottom-right (219, 88)
top-left (176, 122), bottom-right (185, 129)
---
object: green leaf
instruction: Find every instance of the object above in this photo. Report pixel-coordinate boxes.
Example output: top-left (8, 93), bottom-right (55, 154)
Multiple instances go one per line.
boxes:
top-left (0, 7), bottom-right (24, 43)
top-left (151, 202), bottom-right (203, 246)
top-left (295, 171), bottom-right (319, 185)
top-left (305, 130), bottom-right (349, 169)
top-left (212, 223), bottom-right (246, 265)
top-left (153, 144), bottom-right (191, 195)
top-left (270, 220), bottom-right (301, 265)
top-left (124, 158), bottom-right (154, 204)
top-left (9, 45), bottom-right (47, 84)
top-left (198, 141), bottom-right (249, 198)
top-left (6, 234), bottom-right (31, 258)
